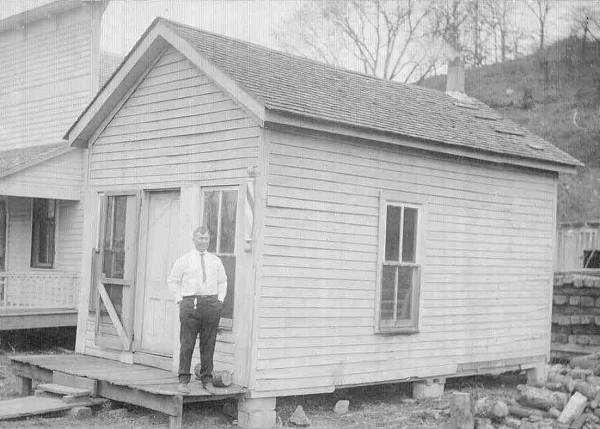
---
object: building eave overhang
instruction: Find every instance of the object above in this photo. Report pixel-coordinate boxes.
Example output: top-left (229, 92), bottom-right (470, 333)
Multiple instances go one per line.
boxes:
top-left (264, 109), bottom-right (579, 175)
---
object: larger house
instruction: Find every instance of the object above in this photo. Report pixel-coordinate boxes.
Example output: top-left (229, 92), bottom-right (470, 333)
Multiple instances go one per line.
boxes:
top-left (60, 17), bottom-right (580, 429)
top-left (0, 1), bottom-right (120, 330)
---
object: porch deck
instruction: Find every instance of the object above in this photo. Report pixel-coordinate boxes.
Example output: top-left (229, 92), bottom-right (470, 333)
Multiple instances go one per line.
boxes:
top-left (9, 353), bottom-right (246, 429)
top-left (0, 307), bottom-right (77, 330)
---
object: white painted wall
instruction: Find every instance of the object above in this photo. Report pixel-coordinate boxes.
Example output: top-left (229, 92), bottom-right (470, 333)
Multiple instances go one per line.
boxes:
top-left (0, 4), bottom-right (103, 150)
top-left (6, 196), bottom-right (83, 272)
top-left (83, 47), bottom-right (260, 371)
top-left (255, 129), bottom-right (556, 396)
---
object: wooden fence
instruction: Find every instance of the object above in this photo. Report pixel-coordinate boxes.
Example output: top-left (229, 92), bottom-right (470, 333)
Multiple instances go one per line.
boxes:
top-left (557, 224), bottom-right (600, 271)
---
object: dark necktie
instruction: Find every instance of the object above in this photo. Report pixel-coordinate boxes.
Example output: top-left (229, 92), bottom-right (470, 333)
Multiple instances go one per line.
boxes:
top-left (201, 252), bottom-right (207, 283)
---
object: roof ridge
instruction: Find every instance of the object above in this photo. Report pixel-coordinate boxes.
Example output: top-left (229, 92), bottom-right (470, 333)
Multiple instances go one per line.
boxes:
top-left (158, 17), bottom-right (447, 97)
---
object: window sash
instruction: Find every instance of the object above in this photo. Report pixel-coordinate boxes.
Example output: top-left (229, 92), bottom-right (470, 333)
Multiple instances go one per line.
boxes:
top-left (202, 188), bottom-right (238, 322)
top-left (379, 264), bottom-right (420, 330)
top-left (377, 200), bottom-right (421, 333)
top-left (31, 199), bottom-right (56, 268)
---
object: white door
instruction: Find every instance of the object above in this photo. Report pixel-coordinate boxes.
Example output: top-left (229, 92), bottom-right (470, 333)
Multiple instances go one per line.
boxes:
top-left (139, 191), bottom-right (180, 355)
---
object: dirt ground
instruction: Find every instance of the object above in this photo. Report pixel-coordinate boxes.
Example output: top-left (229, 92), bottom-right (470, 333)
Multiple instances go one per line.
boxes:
top-left (0, 348), bottom-right (526, 429)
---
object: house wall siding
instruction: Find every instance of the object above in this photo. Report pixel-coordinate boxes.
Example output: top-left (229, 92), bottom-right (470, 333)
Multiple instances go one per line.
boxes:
top-left (85, 47), bottom-right (260, 372)
top-left (6, 196), bottom-right (83, 273)
top-left (0, 5), bottom-right (101, 151)
top-left (256, 129), bottom-right (556, 395)
top-left (0, 149), bottom-right (84, 200)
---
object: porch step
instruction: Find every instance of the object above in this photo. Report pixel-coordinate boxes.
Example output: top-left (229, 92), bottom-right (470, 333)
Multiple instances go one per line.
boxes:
top-left (0, 396), bottom-right (104, 420)
top-left (36, 383), bottom-right (91, 398)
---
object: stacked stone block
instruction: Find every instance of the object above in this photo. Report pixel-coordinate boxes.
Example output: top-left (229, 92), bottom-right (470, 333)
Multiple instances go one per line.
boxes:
top-left (552, 273), bottom-right (600, 351)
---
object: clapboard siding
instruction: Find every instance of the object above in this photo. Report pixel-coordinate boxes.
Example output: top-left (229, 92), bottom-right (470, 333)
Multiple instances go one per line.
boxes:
top-left (0, 6), bottom-right (97, 150)
top-left (6, 197), bottom-right (32, 272)
top-left (57, 200), bottom-right (84, 272)
top-left (0, 150), bottom-right (84, 200)
top-left (90, 51), bottom-right (259, 189)
top-left (5, 197), bottom-right (82, 272)
top-left (257, 129), bottom-right (555, 394)
top-left (88, 47), bottom-right (260, 371)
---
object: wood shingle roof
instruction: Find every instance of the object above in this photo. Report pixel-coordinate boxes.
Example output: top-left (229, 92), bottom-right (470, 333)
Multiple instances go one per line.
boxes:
top-left (162, 18), bottom-right (580, 169)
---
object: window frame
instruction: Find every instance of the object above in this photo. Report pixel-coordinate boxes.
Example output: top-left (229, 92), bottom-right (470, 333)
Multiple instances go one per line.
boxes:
top-left (30, 198), bottom-right (57, 269)
top-left (375, 194), bottom-right (423, 334)
top-left (200, 186), bottom-right (240, 330)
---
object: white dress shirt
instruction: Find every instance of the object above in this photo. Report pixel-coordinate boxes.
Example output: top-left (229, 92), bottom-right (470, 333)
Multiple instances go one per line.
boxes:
top-left (167, 249), bottom-right (228, 303)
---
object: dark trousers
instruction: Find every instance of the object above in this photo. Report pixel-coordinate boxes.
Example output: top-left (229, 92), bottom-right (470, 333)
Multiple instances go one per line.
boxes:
top-left (178, 295), bottom-right (222, 384)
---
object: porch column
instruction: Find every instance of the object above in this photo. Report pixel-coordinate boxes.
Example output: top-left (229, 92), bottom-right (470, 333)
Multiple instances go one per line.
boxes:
top-left (237, 397), bottom-right (276, 429)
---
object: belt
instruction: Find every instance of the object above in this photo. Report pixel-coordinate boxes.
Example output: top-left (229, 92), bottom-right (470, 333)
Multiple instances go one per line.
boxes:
top-left (182, 294), bottom-right (217, 299)
top-left (183, 294), bottom-right (217, 310)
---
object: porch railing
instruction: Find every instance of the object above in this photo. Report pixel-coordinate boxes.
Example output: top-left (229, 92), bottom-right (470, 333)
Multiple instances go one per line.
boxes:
top-left (0, 271), bottom-right (79, 309)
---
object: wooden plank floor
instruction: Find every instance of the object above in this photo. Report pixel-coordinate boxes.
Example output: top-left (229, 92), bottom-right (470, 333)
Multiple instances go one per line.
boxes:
top-left (0, 308), bottom-right (77, 330)
top-left (9, 354), bottom-right (245, 400)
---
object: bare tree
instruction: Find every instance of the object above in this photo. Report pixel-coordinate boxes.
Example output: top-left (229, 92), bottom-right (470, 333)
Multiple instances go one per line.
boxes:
top-left (274, 0), bottom-right (439, 83)
top-left (430, 0), bottom-right (472, 54)
top-left (483, 0), bottom-right (517, 62)
top-left (524, 0), bottom-right (553, 51)
top-left (570, 5), bottom-right (600, 61)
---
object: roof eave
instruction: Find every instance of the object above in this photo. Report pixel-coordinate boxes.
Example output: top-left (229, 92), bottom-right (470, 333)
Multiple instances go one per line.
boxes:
top-left (264, 109), bottom-right (580, 175)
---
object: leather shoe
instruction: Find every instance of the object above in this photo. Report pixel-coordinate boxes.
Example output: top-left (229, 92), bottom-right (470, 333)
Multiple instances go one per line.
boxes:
top-left (177, 382), bottom-right (191, 394)
top-left (203, 381), bottom-right (217, 394)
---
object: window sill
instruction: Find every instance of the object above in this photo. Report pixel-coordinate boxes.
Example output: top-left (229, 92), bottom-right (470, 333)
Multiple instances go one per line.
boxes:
top-left (376, 326), bottom-right (419, 335)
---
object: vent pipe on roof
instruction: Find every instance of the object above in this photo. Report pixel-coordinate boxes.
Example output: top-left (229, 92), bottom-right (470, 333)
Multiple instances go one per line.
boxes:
top-left (446, 56), bottom-right (465, 95)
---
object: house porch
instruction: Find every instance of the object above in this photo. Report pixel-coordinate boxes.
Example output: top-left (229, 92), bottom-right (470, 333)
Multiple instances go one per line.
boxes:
top-left (0, 271), bottom-right (79, 330)
top-left (8, 353), bottom-right (246, 429)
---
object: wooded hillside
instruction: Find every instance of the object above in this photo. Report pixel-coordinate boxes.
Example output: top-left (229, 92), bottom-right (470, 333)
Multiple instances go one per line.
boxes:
top-left (420, 36), bottom-right (600, 223)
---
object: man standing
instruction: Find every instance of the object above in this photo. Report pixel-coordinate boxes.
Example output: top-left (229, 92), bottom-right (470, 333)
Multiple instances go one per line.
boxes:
top-left (167, 226), bottom-right (227, 394)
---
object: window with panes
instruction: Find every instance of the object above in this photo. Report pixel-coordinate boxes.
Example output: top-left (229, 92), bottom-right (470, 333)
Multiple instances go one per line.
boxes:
top-left (379, 203), bottom-right (421, 332)
top-left (202, 189), bottom-right (237, 322)
top-left (31, 199), bottom-right (57, 268)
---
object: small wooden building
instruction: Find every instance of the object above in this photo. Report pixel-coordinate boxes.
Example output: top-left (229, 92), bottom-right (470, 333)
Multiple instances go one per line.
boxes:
top-left (0, 1), bottom-right (112, 329)
top-left (64, 18), bottom-right (580, 428)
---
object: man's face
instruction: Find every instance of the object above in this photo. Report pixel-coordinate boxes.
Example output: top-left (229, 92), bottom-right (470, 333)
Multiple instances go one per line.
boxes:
top-left (193, 232), bottom-right (210, 252)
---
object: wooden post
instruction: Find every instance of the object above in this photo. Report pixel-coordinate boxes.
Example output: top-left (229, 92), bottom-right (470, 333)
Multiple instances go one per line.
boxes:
top-left (169, 415), bottom-right (182, 429)
top-left (238, 397), bottom-right (276, 429)
top-left (168, 395), bottom-right (183, 429)
top-left (15, 376), bottom-right (32, 396)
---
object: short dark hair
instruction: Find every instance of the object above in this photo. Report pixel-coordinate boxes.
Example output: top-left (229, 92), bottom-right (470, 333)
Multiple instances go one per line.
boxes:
top-left (193, 226), bottom-right (210, 236)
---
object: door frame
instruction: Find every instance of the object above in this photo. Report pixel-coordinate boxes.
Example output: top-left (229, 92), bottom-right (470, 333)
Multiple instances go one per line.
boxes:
top-left (133, 188), bottom-right (181, 368)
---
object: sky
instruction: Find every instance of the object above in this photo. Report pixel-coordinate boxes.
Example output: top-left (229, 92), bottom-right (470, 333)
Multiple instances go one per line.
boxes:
top-left (100, 0), bottom-right (298, 54)
top-left (0, 1), bottom-right (596, 62)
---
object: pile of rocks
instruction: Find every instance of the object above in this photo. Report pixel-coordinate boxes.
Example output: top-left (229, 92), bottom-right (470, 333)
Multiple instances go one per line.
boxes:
top-left (470, 354), bottom-right (600, 429)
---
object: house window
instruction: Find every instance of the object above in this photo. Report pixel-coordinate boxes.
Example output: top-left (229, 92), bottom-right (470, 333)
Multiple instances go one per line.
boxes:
top-left (31, 199), bottom-right (57, 268)
top-left (378, 202), bottom-right (421, 333)
top-left (584, 250), bottom-right (600, 269)
top-left (202, 189), bottom-right (237, 322)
